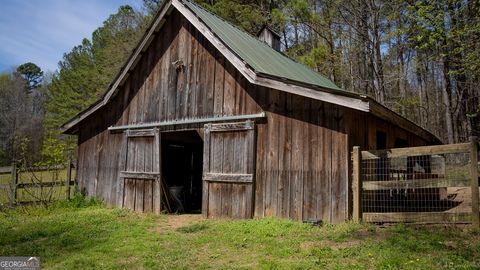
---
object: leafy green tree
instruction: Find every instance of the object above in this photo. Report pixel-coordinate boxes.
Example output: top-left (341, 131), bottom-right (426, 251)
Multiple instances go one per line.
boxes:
top-left (0, 72), bottom-right (31, 164)
top-left (44, 5), bottom-right (146, 134)
top-left (91, 5), bottom-right (147, 95)
top-left (196, 0), bottom-right (269, 34)
top-left (17, 62), bottom-right (43, 93)
top-left (404, 0), bottom-right (480, 141)
top-left (44, 39), bottom-right (98, 132)
top-left (41, 5), bottom-right (148, 165)
top-left (143, 0), bottom-right (163, 14)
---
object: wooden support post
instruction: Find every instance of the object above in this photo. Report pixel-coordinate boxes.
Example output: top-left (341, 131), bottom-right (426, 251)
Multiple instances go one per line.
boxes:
top-left (66, 160), bottom-right (72, 200)
top-left (352, 146), bottom-right (362, 222)
top-left (202, 124), bottom-right (211, 218)
top-left (470, 136), bottom-right (479, 227)
top-left (10, 161), bottom-right (17, 206)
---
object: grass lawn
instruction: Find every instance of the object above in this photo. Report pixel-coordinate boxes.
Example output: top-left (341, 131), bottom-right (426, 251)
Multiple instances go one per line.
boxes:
top-left (1, 198), bottom-right (480, 270)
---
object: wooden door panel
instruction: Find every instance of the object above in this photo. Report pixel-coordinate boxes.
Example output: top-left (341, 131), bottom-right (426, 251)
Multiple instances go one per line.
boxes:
top-left (123, 178), bottom-right (136, 210)
top-left (203, 121), bottom-right (255, 218)
top-left (134, 179), bottom-right (144, 213)
top-left (120, 129), bottom-right (161, 213)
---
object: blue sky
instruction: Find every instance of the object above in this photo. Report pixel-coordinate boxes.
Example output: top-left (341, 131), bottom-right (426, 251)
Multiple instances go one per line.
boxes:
top-left (0, 0), bottom-right (142, 74)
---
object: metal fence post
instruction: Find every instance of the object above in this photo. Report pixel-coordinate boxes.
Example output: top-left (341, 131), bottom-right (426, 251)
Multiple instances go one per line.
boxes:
top-left (352, 146), bottom-right (362, 222)
top-left (470, 136), bottom-right (479, 227)
top-left (10, 161), bottom-right (17, 206)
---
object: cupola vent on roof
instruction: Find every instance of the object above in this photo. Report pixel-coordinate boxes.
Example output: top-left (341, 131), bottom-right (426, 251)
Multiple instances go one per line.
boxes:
top-left (257, 25), bottom-right (281, 52)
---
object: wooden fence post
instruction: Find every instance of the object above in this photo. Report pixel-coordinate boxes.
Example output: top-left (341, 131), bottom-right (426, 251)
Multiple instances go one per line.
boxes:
top-left (470, 136), bottom-right (479, 227)
top-left (73, 160), bottom-right (79, 195)
top-left (66, 160), bottom-right (72, 200)
top-left (10, 161), bottom-right (17, 206)
top-left (352, 146), bottom-right (362, 222)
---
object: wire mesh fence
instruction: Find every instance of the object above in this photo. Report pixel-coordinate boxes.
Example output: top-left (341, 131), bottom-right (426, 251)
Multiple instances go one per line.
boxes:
top-left (362, 152), bottom-right (471, 212)
top-left (352, 139), bottom-right (479, 225)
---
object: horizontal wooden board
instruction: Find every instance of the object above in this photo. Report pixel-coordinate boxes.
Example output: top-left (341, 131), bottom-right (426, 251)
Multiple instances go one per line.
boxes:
top-left (362, 178), bottom-right (471, 190)
top-left (119, 171), bottom-right (160, 180)
top-left (0, 165), bottom-right (68, 175)
top-left (361, 143), bottom-right (471, 159)
top-left (363, 212), bottom-right (472, 223)
top-left (17, 181), bottom-right (75, 189)
top-left (109, 113), bottom-right (265, 132)
top-left (126, 129), bottom-right (156, 137)
top-left (203, 173), bottom-right (253, 183)
top-left (208, 121), bottom-right (254, 132)
top-left (0, 166), bottom-right (12, 174)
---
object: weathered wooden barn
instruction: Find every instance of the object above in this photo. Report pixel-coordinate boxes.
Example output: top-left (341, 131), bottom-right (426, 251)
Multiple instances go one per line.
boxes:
top-left (61, 0), bottom-right (440, 223)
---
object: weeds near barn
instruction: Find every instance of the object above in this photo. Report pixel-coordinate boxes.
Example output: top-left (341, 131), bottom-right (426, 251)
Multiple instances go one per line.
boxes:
top-left (0, 197), bottom-right (479, 269)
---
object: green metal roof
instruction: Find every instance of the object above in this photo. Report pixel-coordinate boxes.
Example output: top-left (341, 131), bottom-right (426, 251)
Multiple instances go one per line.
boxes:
top-left (183, 0), bottom-right (342, 91)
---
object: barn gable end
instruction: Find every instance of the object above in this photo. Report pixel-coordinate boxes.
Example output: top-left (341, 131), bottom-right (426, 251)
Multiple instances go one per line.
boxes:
top-left (75, 8), bottom-right (263, 208)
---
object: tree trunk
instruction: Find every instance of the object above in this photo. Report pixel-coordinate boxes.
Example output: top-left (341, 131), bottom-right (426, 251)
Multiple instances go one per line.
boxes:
top-left (370, 1), bottom-right (385, 103)
top-left (440, 59), bottom-right (455, 144)
top-left (328, 19), bottom-right (336, 83)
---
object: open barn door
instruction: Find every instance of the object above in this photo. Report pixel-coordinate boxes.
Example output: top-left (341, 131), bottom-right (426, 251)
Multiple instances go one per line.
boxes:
top-left (203, 121), bottom-right (256, 218)
top-left (119, 129), bottom-right (162, 213)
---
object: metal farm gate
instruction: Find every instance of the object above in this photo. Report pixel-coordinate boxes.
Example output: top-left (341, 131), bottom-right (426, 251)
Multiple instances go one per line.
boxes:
top-left (352, 137), bottom-right (479, 226)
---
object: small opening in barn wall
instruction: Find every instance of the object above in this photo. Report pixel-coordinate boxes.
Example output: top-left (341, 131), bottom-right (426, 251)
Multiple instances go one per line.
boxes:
top-left (376, 130), bottom-right (387, 150)
top-left (394, 138), bottom-right (408, 148)
top-left (375, 130), bottom-right (388, 183)
top-left (161, 130), bottom-right (203, 214)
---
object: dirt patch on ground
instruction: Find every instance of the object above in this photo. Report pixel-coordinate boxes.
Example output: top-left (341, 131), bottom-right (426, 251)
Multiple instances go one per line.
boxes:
top-left (301, 227), bottom-right (390, 251)
top-left (445, 187), bottom-right (474, 213)
top-left (301, 239), bottom-right (362, 251)
top-left (162, 214), bottom-right (204, 229)
top-left (357, 227), bottom-right (389, 241)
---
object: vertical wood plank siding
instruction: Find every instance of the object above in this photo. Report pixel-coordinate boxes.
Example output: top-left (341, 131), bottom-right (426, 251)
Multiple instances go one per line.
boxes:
top-left (76, 10), bottom-right (431, 222)
top-left (252, 90), bottom-right (428, 223)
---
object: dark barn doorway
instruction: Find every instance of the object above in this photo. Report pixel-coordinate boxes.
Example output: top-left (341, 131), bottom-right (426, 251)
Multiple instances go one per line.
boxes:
top-left (161, 130), bottom-right (203, 214)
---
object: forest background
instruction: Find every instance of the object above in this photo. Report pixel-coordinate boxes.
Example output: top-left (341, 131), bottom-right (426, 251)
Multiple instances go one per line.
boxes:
top-left (1, 0), bottom-right (479, 166)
